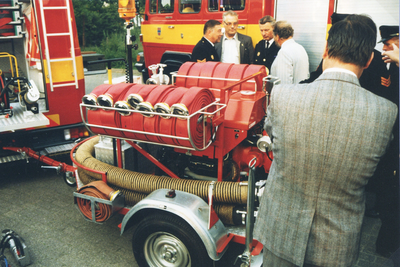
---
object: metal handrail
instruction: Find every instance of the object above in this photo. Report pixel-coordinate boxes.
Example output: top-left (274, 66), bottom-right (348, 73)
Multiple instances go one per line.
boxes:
top-left (79, 101), bottom-right (226, 151)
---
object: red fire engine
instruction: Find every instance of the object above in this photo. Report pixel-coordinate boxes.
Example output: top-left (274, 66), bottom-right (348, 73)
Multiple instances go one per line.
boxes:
top-left (0, 0), bottom-right (88, 184)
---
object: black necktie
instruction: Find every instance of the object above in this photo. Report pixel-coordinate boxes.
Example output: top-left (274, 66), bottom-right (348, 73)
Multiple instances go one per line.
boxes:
top-left (266, 41), bottom-right (270, 49)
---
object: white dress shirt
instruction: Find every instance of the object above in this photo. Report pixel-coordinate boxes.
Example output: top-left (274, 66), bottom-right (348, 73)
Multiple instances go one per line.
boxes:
top-left (221, 33), bottom-right (240, 64)
top-left (271, 38), bottom-right (309, 84)
top-left (266, 39), bottom-right (275, 49)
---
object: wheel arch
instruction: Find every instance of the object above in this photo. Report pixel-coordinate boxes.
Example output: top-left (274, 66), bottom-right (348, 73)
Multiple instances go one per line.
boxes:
top-left (120, 189), bottom-right (229, 261)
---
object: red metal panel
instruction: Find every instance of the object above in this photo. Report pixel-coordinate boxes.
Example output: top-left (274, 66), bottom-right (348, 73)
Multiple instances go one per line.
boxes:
top-left (224, 91), bottom-right (266, 130)
top-left (46, 79), bottom-right (85, 125)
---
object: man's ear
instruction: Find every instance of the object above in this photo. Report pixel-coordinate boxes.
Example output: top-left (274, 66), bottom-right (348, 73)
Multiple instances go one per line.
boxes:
top-left (364, 52), bottom-right (374, 69)
top-left (322, 41), bottom-right (328, 59)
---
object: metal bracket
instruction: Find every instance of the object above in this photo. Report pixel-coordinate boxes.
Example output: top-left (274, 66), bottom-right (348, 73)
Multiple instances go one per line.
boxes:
top-left (73, 192), bottom-right (125, 224)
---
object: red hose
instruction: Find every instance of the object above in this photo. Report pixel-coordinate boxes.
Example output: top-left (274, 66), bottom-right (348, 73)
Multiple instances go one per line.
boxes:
top-left (175, 61), bottom-right (195, 87)
top-left (118, 84), bottom-right (147, 139)
top-left (82, 84), bottom-right (113, 105)
top-left (173, 87), bottom-right (216, 147)
top-left (198, 61), bottom-right (220, 88)
top-left (226, 64), bottom-right (248, 92)
top-left (76, 181), bottom-right (120, 222)
top-left (128, 84), bottom-right (158, 141)
top-left (185, 62), bottom-right (204, 88)
top-left (156, 87), bottom-right (188, 144)
top-left (241, 65), bottom-right (267, 92)
top-left (211, 63), bottom-right (234, 96)
top-left (142, 85), bottom-right (175, 142)
top-left (97, 83), bottom-right (132, 107)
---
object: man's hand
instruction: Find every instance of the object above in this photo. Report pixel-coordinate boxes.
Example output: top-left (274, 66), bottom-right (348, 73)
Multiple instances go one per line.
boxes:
top-left (382, 43), bottom-right (399, 67)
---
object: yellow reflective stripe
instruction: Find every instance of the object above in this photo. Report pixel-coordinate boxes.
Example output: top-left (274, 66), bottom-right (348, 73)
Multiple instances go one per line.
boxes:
top-left (43, 56), bottom-right (84, 84)
top-left (47, 114), bottom-right (60, 125)
top-left (142, 24), bottom-right (263, 47)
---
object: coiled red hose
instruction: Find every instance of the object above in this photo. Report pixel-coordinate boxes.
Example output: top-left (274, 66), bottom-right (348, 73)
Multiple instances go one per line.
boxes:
top-left (141, 85), bottom-right (175, 142)
top-left (173, 87), bottom-right (216, 147)
top-left (156, 87), bottom-right (188, 144)
top-left (76, 181), bottom-right (120, 222)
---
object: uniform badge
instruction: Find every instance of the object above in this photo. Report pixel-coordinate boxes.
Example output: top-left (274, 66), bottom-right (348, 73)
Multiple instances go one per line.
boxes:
top-left (381, 75), bottom-right (391, 87)
top-left (211, 55), bottom-right (214, 60)
top-left (257, 52), bottom-right (260, 56)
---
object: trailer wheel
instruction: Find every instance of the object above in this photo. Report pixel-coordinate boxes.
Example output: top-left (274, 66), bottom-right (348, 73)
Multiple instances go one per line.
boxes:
top-left (63, 172), bottom-right (76, 187)
top-left (132, 212), bottom-right (214, 267)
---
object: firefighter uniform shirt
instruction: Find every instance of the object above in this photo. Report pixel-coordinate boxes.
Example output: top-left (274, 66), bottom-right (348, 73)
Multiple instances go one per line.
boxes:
top-left (254, 39), bottom-right (280, 73)
top-left (191, 37), bottom-right (220, 62)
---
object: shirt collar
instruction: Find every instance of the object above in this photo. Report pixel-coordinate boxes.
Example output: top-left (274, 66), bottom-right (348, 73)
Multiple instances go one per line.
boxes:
top-left (323, 67), bottom-right (357, 77)
top-left (204, 36), bottom-right (214, 47)
top-left (224, 33), bottom-right (237, 40)
top-left (265, 39), bottom-right (274, 47)
top-left (281, 38), bottom-right (294, 47)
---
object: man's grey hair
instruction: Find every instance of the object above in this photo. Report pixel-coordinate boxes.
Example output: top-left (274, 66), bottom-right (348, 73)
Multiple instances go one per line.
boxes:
top-left (259, 15), bottom-right (276, 27)
top-left (223, 10), bottom-right (238, 21)
top-left (273, 21), bottom-right (294, 39)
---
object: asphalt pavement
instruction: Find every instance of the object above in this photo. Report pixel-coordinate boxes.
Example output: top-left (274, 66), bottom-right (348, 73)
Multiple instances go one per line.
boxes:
top-left (0, 163), bottom-right (138, 267)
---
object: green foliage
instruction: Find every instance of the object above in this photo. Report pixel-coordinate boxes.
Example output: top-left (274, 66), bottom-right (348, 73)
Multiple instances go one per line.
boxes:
top-left (83, 29), bottom-right (142, 68)
top-left (136, 0), bottom-right (146, 14)
top-left (72, 0), bottom-right (125, 47)
top-left (72, 0), bottom-right (142, 66)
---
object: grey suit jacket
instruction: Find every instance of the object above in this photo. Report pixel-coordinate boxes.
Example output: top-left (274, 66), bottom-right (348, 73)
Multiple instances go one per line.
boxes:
top-left (254, 71), bottom-right (398, 267)
top-left (215, 32), bottom-right (254, 64)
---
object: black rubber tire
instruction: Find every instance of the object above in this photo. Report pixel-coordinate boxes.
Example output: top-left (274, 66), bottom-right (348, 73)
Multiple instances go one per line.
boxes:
top-left (132, 212), bottom-right (214, 267)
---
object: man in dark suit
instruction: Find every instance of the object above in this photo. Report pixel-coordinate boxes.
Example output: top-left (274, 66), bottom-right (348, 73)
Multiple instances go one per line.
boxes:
top-left (301, 13), bottom-right (391, 96)
top-left (191, 20), bottom-right (222, 62)
top-left (253, 15), bottom-right (280, 73)
top-left (374, 25), bottom-right (399, 258)
top-left (253, 15), bottom-right (398, 267)
top-left (215, 11), bottom-right (254, 64)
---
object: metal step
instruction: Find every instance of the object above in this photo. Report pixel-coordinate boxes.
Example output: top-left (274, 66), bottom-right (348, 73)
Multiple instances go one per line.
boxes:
top-left (0, 103), bottom-right (49, 133)
top-left (0, 143), bottom-right (75, 164)
top-left (44, 143), bottom-right (75, 155)
top-left (0, 153), bottom-right (25, 164)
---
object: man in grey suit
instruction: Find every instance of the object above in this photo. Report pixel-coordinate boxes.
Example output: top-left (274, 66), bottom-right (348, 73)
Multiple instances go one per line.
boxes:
top-left (215, 11), bottom-right (254, 64)
top-left (254, 15), bottom-right (398, 267)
